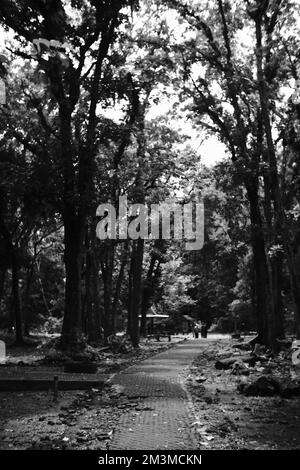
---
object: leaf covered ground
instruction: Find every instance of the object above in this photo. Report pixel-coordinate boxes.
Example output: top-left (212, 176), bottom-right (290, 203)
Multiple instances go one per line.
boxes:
top-left (186, 338), bottom-right (300, 450)
top-left (0, 335), bottom-right (186, 450)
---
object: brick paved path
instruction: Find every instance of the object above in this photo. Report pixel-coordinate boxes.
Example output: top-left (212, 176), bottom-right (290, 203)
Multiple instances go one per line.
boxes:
top-left (109, 339), bottom-right (203, 450)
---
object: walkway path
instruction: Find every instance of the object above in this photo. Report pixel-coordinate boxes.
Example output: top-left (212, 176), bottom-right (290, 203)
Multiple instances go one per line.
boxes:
top-left (109, 338), bottom-right (205, 450)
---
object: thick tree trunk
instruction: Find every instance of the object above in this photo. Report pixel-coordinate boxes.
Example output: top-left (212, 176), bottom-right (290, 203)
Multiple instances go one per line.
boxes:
top-left (0, 219), bottom-right (24, 344)
top-left (91, 255), bottom-right (103, 343)
top-left (127, 255), bottom-right (133, 336)
top-left (255, 15), bottom-right (300, 331)
top-left (262, 169), bottom-right (285, 348)
top-left (216, 1), bottom-right (272, 345)
top-left (61, 212), bottom-right (84, 349)
top-left (58, 103), bottom-right (85, 350)
top-left (111, 243), bottom-right (128, 333)
top-left (85, 230), bottom-right (102, 344)
top-left (140, 281), bottom-right (151, 336)
top-left (128, 87), bottom-right (149, 344)
top-left (140, 257), bottom-right (156, 336)
top-left (246, 181), bottom-right (270, 345)
top-left (271, 254), bottom-right (284, 339)
top-left (101, 242), bottom-right (115, 338)
top-left (129, 238), bottom-right (144, 347)
top-left (140, 253), bottom-right (161, 336)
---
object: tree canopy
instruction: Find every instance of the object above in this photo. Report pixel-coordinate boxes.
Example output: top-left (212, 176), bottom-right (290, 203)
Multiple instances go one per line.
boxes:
top-left (0, 0), bottom-right (300, 351)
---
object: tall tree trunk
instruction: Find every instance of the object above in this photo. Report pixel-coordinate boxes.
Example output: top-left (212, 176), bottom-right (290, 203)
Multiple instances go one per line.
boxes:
top-left (140, 281), bottom-right (151, 337)
top-left (61, 212), bottom-right (84, 349)
top-left (255, 14), bottom-right (300, 334)
top-left (91, 253), bottom-right (103, 343)
top-left (0, 219), bottom-right (24, 344)
top-left (111, 243), bottom-right (128, 333)
top-left (101, 241), bottom-right (115, 338)
top-left (246, 180), bottom-right (270, 345)
top-left (140, 251), bottom-right (161, 335)
top-left (140, 257), bottom-right (156, 336)
top-left (59, 103), bottom-right (84, 349)
top-left (85, 225), bottom-right (102, 344)
top-left (127, 253), bottom-right (133, 336)
top-left (216, 0), bottom-right (274, 345)
top-left (127, 84), bottom-right (149, 345)
top-left (271, 254), bottom-right (284, 339)
top-left (129, 238), bottom-right (144, 347)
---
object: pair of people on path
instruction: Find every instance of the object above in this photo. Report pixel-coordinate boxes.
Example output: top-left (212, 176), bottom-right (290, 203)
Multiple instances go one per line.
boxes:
top-left (193, 323), bottom-right (208, 338)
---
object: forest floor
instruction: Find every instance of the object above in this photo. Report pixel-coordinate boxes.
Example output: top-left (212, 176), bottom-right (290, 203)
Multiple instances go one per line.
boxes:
top-left (0, 334), bottom-right (300, 450)
top-left (186, 336), bottom-right (300, 450)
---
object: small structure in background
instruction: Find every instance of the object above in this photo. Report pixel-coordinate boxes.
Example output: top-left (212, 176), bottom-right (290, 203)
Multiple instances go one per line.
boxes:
top-left (292, 340), bottom-right (300, 370)
top-left (182, 315), bottom-right (195, 334)
top-left (0, 340), bottom-right (6, 364)
top-left (140, 305), bottom-right (169, 335)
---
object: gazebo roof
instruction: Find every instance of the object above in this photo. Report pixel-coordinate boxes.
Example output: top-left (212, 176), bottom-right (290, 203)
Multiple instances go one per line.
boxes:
top-left (139, 305), bottom-right (169, 319)
top-left (183, 315), bottom-right (195, 322)
top-left (138, 313), bottom-right (169, 318)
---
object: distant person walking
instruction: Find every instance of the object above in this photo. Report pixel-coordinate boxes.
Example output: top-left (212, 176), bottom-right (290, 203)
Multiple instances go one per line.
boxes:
top-left (193, 324), bottom-right (199, 339)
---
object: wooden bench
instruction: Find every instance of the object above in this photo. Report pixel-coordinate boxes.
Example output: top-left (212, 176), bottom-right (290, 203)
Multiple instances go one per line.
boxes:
top-left (146, 333), bottom-right (172, 342)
